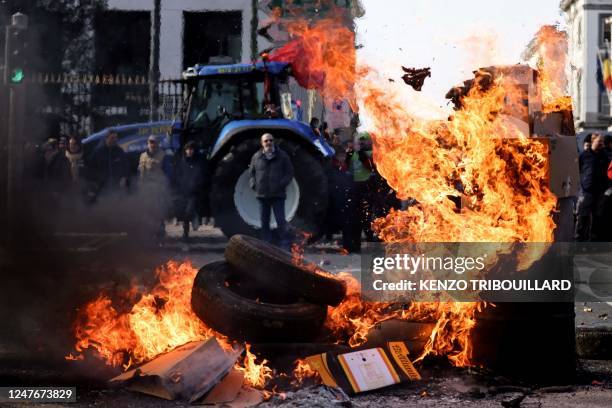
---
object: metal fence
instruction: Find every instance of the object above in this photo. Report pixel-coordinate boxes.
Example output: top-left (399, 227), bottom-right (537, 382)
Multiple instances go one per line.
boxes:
top-left (25, 73), bottom-right (185, 141)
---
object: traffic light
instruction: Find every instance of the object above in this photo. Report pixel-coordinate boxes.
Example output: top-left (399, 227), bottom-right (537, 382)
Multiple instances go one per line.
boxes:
top-left (4, 20), bottom-right (28, 85)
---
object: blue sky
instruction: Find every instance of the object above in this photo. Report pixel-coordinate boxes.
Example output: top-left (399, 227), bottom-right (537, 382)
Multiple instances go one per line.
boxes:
top-left (355, 0), bottom-right (564, 110)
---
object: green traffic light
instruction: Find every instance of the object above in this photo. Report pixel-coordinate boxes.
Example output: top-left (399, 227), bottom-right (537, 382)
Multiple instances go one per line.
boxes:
top-left (10, 68), bottom-right (24, 83)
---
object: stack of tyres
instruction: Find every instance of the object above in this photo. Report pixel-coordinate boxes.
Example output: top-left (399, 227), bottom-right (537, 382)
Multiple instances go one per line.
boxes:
top-left (191, 235), bottom-right (347, 343)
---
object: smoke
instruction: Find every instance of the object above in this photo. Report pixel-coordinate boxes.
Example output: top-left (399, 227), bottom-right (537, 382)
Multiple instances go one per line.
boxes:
top-left (0, 173), bottom-right (176, 371)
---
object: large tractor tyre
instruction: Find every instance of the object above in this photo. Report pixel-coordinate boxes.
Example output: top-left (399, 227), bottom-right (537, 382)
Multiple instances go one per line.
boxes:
top-left (225, 234), bottom-right (347, 306)
top-left (191, 261), bottom-right (328, 343)
top-left (210, 138), bottom-right (329, 238)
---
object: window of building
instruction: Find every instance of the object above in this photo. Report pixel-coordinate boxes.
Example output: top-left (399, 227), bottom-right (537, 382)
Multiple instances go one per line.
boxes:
top-left (94, 10), bottom-right (151, 75)
top-left (599, 13), bottom-right (612, 46)
top-left (92, 10), bottom-right (152, 129)
top-left (183, 11), bottom-right (242, 69)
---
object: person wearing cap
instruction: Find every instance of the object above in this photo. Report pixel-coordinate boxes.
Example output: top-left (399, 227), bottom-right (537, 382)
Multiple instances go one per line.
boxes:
top-left (138, 135), bottom-right (167, 185)
top-left (138, 134), bottom-right (171, 238)
top-left (249, 133), bottom-right (294, 249)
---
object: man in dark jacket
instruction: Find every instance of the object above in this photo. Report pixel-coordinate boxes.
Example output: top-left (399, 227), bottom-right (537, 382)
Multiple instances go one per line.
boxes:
top-left (87, 130), bottom-right (129, 198)
top-left (42, 138), bottom-right (72, 193)
top-left (575, 133), bottom-right (609, 241)
top-left (249, 133), bottom-right (294, 248)
top-left (176, 141), bottom-right (204, 240)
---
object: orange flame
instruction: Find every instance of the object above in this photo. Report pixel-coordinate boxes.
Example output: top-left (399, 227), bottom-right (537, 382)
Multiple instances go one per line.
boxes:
top-left (270, 18), bottom-right (357, 109)
top-left (67, 261), bottom-right (271, 388)
top-left (291, 359), bottom-right (320, 387)
top-left (236, 345), bottom-right (273, 389)
top-left (528, 25), bottom-right (572, 113)
top-left (325, 274), bottom-right (485, 366)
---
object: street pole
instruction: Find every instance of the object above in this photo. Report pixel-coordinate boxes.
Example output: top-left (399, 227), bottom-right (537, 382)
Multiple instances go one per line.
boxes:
top-left (149, 0), bottom-right (161, 122)
top-left (4, 14), bottom-right (27, 246)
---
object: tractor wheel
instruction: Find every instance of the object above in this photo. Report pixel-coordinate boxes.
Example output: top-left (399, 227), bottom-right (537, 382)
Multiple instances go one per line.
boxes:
top-left (210, 138), bottom-right (328, 238)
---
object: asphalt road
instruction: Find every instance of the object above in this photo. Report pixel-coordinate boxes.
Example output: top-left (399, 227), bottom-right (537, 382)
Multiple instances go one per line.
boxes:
top-left (0, 223), bottom-right (611, 407)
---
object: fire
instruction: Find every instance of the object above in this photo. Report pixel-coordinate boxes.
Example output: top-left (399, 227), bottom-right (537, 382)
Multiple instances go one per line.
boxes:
top-left (270, 18), bottom-right (560, 367)
top-left (236, 345), bottom-right (273, 389)
top-left (326, 274), bottom-right (485, 366)
top-left (362, 73), bottom-right (557, 244)
top-left (270, 18), bottom-right (357, 109)
top-left (69, 261), bottom-right (214, 369)
top-left (292, 359), bottom-right (320, 386)
top-left (528, 25), bottom-right (572, 113)
top-left (67, 261), bottom-right (272, 389)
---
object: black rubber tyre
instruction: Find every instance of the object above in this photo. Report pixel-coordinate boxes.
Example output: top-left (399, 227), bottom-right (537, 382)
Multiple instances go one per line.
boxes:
top-left (191, 261), bottom-right (328, 343)
top-left (210, 138), bottom-right (329, 238)
top-left (225, 234), bottom-right (347, 306)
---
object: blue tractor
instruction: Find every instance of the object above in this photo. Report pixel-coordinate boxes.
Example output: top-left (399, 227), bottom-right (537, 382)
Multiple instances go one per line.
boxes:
top-left (82, 61), bottom-right (334, 238)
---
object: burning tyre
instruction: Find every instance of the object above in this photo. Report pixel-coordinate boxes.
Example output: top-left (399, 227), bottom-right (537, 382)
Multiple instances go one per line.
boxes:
top-left (210, 138), bottom-right (329, 238)
top-left (191, 261), bottom-right (328, 343)
top-left (225, 234), bottom-right (347, 306)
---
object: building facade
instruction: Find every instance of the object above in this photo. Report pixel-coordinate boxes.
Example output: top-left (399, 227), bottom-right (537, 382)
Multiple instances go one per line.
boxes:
top-left (561, 0), bottom-right (612, 131)
top-left (105, 0), bottom-right (267, 78)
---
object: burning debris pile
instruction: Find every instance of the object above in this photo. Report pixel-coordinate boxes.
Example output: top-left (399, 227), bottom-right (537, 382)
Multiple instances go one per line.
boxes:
top-left (64, 15), bottom-right (576, 403)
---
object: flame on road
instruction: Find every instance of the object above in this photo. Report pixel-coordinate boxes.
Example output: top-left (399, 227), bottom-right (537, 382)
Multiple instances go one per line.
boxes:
top-left (66, 261), bottom-right (271, 389)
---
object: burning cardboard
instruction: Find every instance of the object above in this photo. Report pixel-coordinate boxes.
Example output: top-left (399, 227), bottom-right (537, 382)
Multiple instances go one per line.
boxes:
top-left (111, 338), bottom-right (243, 402)
top-left (201, 369), bottom-right (244, 404)
top-left (305, 341), bottom-right (421, 395)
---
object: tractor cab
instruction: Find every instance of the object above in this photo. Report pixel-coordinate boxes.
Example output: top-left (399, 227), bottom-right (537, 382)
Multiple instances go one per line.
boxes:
top-left (181, 61), bottom-right (293, 151)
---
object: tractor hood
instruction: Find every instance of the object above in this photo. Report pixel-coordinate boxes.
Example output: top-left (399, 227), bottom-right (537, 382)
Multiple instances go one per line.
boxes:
top-left (184, 61), bottom-right (290, 78)
top-left (82, 120), bottom-right (182, 153)
top-left (210, 118), bottom-right (335, 159)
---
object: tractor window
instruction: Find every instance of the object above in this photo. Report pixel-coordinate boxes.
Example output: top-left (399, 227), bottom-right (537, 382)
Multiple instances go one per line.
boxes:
top-left (242, 81), bottom-right (266, 117)
top-left (188, 77), bottom-right (268, 129)
top-left (190, 79), bottom-right (240, 128)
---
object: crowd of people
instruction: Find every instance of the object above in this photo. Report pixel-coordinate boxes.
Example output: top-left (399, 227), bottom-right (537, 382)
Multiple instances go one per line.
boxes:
top-left (34, 125), bottom-right (612, 250)
top-left (32, 122), bottom-right (398, 251)
top-left (33, 131), bottom-right (207, 242)
top-left (576, 133), bottom-right (612, 242)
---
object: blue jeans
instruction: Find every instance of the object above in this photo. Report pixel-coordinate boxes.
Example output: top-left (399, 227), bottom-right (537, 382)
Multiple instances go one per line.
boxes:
top-left (258, 197), bottom-right (288, 247)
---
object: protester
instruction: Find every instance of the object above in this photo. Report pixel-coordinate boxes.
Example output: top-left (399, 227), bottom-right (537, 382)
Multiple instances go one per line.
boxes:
top-left (325, 140), bottom-right (358, 252)
top-left (41, 138), bottom-right (71, 193)
top-left (249, 133), bottom-right (294, 249)
top-left (321, 121), bottom-right (331, 142)
top-left (605, 135), bottom-right (612, 161)
top-left (138, 135), bottom-right (171, 238)
top-left (575, 133), bottom-right (609, 241)
top-left (58, 136), bottom-right (68, 154)
top-left (598, 135), bottom-right (612, 241)
top-left (87, 130), bottom-right (129, 198)
top-left (65, 136), bottom-right (84, 182)
top-left (310, 117), bottom-right (322, 137)
top-left (583, 134), bottom-right (592, 153)
top-left (346, 135), bottom-right (375, 247)
top-left (175, 141), bottom-right (204, 241)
